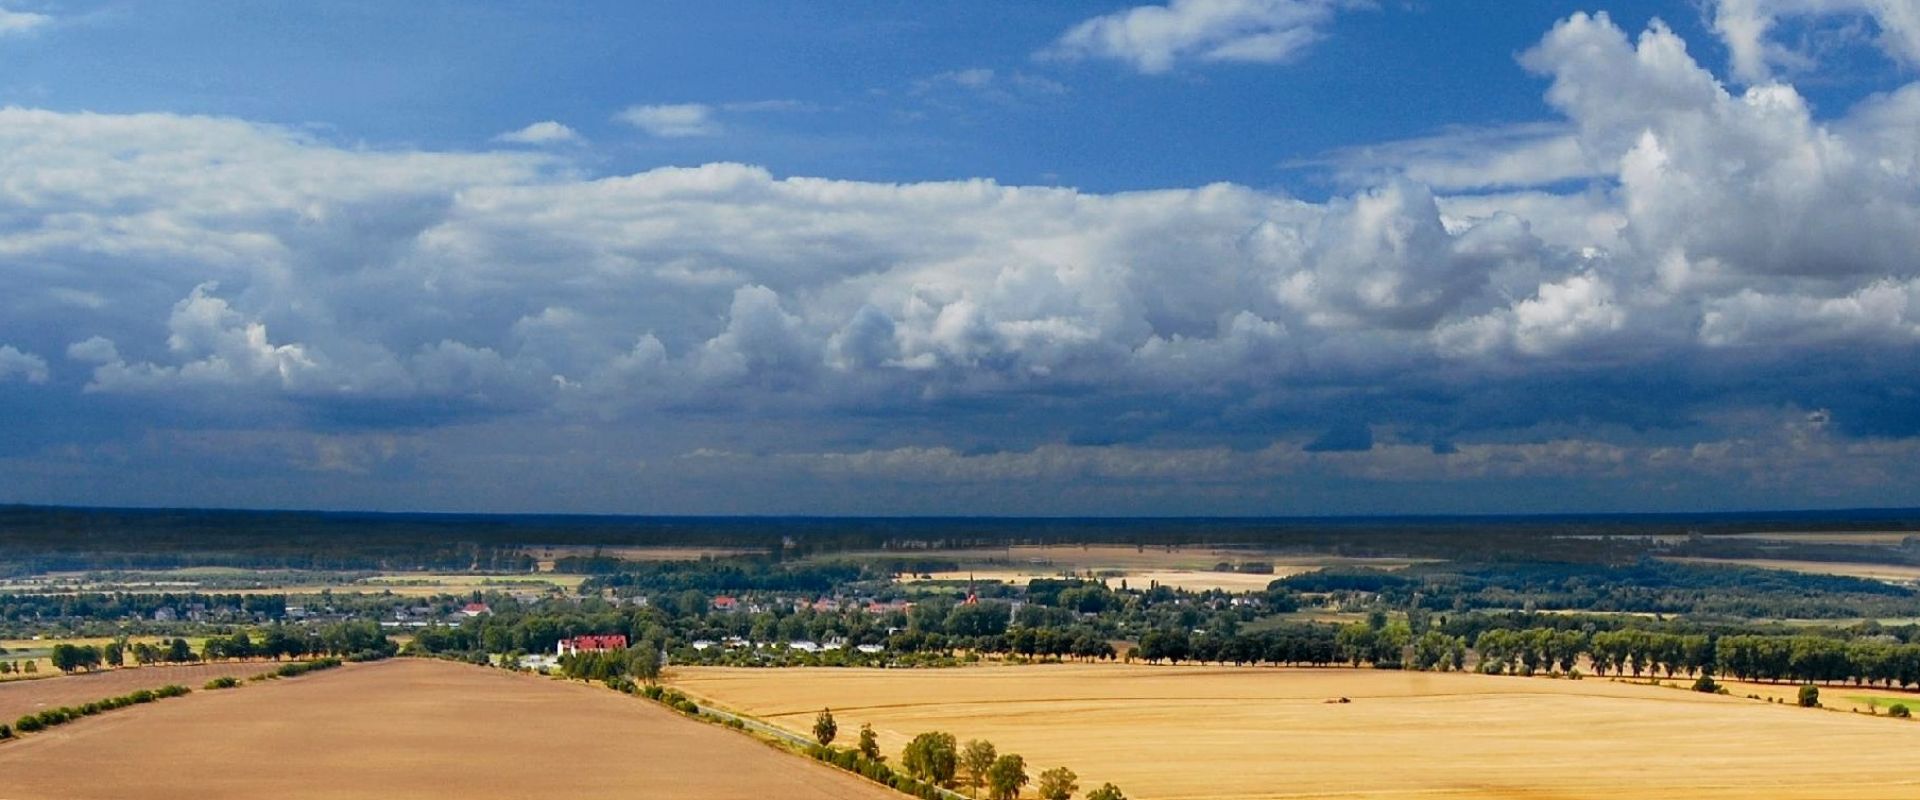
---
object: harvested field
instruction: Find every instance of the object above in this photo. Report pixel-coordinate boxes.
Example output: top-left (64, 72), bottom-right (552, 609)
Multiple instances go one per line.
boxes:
top-left (355, 572), bottom-right (589, 595)
top-left (673, 663), bottom-right (1920, 799)
top-left (1715, 531), bottom-right (1918, 544)
top-left (0, 662), bottom-right (279, 721)
top-left (1663, 556), bottom-right (1920, 582)
top-left (916, 568), bottom-right (1294, 593)
top-left (0, 658), bottom-right (901, 800)
top-left (529, 544), bottom-right (765, 570)
top-left (906, 553), bottom-right (1415, 593)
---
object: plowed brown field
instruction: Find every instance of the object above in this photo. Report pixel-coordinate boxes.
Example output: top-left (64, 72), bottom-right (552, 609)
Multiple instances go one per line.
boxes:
top-left (0, 662), bottom-right (282, 721)
top-left (0, 659), bottom-right (900, 800)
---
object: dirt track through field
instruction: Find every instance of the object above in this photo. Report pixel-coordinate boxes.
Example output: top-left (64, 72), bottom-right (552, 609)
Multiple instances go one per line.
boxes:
top-left (0, 659), bottom-right (901, 800)
top-left (674, 663), bottom-right (1920, 800)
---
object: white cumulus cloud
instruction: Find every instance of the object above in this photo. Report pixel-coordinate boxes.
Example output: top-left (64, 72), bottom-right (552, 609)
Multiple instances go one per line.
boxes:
top-left (4, 9), bottom-right (1920, 503)
top-left (0, 344), bottom-right (47, 383)
top-left (1711, 0), bottom-right (1920, 83)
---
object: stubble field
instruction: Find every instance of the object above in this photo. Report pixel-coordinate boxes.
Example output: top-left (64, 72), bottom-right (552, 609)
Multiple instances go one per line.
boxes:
top-left (672, 663), bottom-right (1920, 800)
top-left (0, 659), bottom-right (901, 800)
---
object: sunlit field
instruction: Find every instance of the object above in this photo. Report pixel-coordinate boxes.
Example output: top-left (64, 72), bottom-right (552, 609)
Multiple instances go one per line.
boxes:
top-left (674, 663), bottom-right (1920, 799)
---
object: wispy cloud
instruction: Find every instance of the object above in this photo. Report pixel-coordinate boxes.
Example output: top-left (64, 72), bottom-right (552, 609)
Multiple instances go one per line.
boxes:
top-left (493, 121), bottom-right (583, 146)
top-left (0, 5), bottom-right (52, 37)
top-left (1043, 0), bottom-right (1370, 74)
top-left (1292, 122), bottom-right (1605, 192)
top-left (911, 68), bottom-right (1067, 99)
top-left (615, 103), bottom-right (721, 138)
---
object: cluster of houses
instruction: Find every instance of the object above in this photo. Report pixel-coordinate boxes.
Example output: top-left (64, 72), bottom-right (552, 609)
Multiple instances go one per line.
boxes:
top-left (377, 601), bottom-right (495, 629)
top-left (708, 595), bottom-right (913, 616)
top-left (687, 636), bottom-right (886, 655)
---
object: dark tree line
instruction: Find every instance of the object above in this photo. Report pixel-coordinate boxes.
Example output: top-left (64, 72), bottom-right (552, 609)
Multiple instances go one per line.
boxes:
top-left (0, 592), bottom-right (286, 622)
top-left (1279, 559), bottom-right (1920, 618)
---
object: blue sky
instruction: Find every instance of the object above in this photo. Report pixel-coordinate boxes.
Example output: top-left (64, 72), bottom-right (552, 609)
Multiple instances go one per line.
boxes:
top-left (11, 0), bottom-right (1899, 194)
top-left (2, 0), bottom-right (1920, 514)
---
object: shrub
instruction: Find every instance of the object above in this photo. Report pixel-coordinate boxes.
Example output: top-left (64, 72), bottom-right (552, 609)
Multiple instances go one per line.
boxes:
top-left (1692, 675), bottom-right (1719, 693)
top-left (1890, 704), bottom-right (1911, 718)
top-left (0, 723), bottom-right (11, 739)
top-left (1798, 684), bottom-right (1821, 708)
top-left (272, 657), bottom-right (344, 679)
top-left (205, 676), bottom-right (242, 690)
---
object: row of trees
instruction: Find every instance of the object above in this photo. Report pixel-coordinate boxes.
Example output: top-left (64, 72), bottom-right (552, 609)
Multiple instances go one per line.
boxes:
top-left (0, 592), bottom-right (287, 623)
top-left (41, 622), bottom-right (394, 675)
top-left (50, 638), bottom-right (196, 672)
top-left (198, 621), bottom-right (395, 661)
top-left (887, 725), bottom-right (1122, 800)
top-left (1280, 559), bottom-right (1920, 619)
top-left (556, 641), bottom-right (664, 684)
top-left (1718, 635), bottom-right (1920, 686)
top-left (1125, 616), bottom-right (1920, 690)
top-left (12, 684), bottom-right (190, 735)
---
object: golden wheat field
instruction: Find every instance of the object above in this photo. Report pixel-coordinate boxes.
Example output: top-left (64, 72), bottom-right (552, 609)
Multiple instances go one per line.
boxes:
top-left (0, 659), bottom-right (899, 800)
top-left (672, 663), bottom-right (1920, 800)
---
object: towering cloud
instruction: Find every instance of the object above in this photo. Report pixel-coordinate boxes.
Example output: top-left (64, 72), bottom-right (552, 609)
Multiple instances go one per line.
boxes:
top-left (3, 10), bottom-right (1920, 510)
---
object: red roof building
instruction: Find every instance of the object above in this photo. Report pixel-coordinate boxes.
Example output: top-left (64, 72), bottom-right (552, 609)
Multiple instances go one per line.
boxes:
top-left (712, 595), bottom-right (739, 611)
top-left (556, 634), bottom-right (629, 657)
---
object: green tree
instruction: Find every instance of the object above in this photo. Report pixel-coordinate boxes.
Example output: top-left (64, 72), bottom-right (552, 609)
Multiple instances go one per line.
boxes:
top-left (813, 708), bottom-right (838, 748)
top-left (49, 644), bottom-right (82, 673)
top-left (1086, 783), bottom-right (1128, 800)
top-left (962, 739), bottom-right (998, 796)
top-left (902, 731), bottom-right (958, 787)
top-left (49, 644), bottom-right (100, 673)
top-left (986, 754), bottom-right (1028, 800)
top-left (102, 640), bottom-right (125, 668)
top-left (858, 723), bottom-right (883, 761)
top-left (1038, 766), bottom-right (1079, 800)
top-left (1798, 684), bottom-right (1821, 708)
top-left (628, 641), bottom-right (663, 684)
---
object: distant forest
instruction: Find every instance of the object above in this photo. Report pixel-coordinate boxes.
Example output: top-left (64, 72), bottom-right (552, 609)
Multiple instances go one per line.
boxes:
top-left (3, 503), bottom-right (1920, 574)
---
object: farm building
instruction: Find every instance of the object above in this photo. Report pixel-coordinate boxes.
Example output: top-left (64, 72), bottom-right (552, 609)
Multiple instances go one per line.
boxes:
top-left (556, 634), bottom-right (629, 657)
